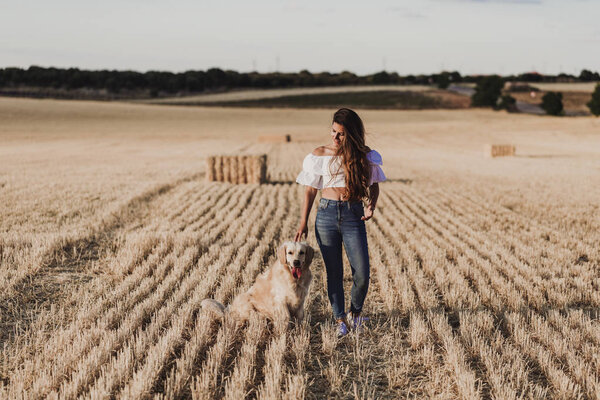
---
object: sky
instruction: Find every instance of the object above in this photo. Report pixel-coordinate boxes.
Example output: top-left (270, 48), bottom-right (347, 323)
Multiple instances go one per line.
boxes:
top-left (1, 0), bottom-right (598, 76)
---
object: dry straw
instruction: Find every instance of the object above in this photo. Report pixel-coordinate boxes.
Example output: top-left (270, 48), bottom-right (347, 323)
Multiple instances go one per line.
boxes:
top-left (258, 134), bottom-right (291, 143)
top-left (206, 155), bottom-right (267, 184)
top-left (485, 144), bottom-right (516, 158)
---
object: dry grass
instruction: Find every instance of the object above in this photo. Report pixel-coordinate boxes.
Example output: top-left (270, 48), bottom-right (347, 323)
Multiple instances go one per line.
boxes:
top-left (258, 135), bottom-right (291, 143)
top-left (1, 97), bottom-right (600, 399)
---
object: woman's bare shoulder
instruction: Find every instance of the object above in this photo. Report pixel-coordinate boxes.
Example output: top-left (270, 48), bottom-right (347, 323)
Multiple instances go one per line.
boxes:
top-left (312, 145), bottom-right (336, 156)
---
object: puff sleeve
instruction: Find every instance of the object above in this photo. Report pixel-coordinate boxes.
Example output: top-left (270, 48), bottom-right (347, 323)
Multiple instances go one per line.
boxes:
top-left (367, 150), bottom-right (386, 185)
top-left (296, 154), bottom-right (323, 189)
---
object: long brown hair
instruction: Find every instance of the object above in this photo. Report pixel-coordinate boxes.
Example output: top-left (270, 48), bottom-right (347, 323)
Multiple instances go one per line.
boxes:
top-left (330, 108), bottom-right (371, 201)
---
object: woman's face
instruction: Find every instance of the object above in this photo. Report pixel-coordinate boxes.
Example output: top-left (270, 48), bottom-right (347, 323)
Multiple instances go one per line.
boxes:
top-left (331, 122), bottom-right (346, 148)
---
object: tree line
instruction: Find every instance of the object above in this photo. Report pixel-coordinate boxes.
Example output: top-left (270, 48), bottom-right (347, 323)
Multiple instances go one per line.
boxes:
top-left (1, 66), bottom-right (597, 98)
top-left (472, 74), bottom-right (600, 116)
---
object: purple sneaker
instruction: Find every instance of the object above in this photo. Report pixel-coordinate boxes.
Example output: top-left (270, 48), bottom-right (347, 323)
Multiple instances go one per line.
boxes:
top-left (348, 313), bottom-right (369, 332)
top-left (336, 320), bottom-right (349, 337)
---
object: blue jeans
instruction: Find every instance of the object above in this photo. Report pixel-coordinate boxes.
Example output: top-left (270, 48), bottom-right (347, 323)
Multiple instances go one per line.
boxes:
top-left (315, 198), bottom-right (370, 320)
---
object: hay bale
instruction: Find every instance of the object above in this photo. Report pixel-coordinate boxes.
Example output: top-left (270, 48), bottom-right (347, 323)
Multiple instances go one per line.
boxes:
top-left (238, 155), bottom-right (248, 184)
top-left (254, 154), bottom-right (267, 184)
top-left (214, 156), bottom-right (223, 181)
top-left (246, 154), bottom-right (267, 184)
top-left (222, 156), bottom-right (231, 182)
top-left (206, 156), bottom-right (216, 181)
top-left (206, 154), bottom-right (267, 184)
top-left (230, 156), bottom-right (238, 184)
top-left (258, 135), bottom-right (291, 143)
top-left (249, 156), bottom-right (258, 184)
top-left (485, 144), bottom-right (516, 158)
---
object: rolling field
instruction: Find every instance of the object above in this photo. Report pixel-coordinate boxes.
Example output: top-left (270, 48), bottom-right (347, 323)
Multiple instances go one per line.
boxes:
top-left (1, 98), bottom-right (600, 399)
top-left (166, 90), bottom-right (469, 110)
top-left (529, 82), bottom-right (599, 93)
top-left (143, 85), bottom-right (432, 104)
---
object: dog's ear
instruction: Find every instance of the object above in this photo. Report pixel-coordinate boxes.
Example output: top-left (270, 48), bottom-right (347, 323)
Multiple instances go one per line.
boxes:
top-left (304, 244), bottom-right (314, 267)
top-left (277, 243), bottom-right (287, 265)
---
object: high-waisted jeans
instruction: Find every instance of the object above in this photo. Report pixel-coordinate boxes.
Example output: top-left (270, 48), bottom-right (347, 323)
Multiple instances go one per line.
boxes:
top-left (315, 198), bottom-right (370, 320)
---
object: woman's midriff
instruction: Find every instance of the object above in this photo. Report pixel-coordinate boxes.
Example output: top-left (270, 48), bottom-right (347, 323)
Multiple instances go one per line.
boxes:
top-left (321, 187), bottom-right (348, 201)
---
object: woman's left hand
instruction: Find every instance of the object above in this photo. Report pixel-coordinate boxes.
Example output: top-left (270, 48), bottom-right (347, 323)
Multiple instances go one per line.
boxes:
top-left (361, 207), bottom-right (374, 221)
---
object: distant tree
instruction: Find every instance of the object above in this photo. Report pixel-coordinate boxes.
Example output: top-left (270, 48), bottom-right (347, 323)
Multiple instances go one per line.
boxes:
top-left (449, 71), bottom-right (462, 83)
top-left (297, 69), bottom-right (314, 86)
top-left (206, 68), bottom-right (227, 88)
top-left (372, 71), bottom-right (391, 84)
top-left (471, 75), bottom-right (503, 107)
top-left (313, 71), bottom-right (336, 86)
top-left (496, 95), bottom-right (517, 112)
top-left (105, 77), bottom-right (120, 93)
top-left (434, 72), bottom-right (450, 89)
top-left (587, 84), bottom-right (600, 116)
top-left (387, 72), bottom-right (402, 84)
top-left (557, 72), bottom-right (576, 82)
top-left (579, 69), bottom-right (600, 82)
top-left (541, 92), bottom-right (563, 116)
top-left (183, 71), bottom-right (204, 92)
top-left (415, 75), bottom-right (430, 85)
top-left (518, 72), bottom-right (544, 82)
top-left (9, 66), bottom-right (576, 100)
top-left (461, 74), bottom-right (478, 83)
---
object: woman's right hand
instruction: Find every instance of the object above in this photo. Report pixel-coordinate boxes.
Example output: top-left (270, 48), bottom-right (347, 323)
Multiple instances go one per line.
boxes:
top-left (295, 223), bottom-right (308, 242)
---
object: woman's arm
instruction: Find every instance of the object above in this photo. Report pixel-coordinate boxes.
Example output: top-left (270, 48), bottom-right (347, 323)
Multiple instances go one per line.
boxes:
top-left (362, 182), bottom-right (379, 221)
top-left (295, 186), bottom-right (318, 241)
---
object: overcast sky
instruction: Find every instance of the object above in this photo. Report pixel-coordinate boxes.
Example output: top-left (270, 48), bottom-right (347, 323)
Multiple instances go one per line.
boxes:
top-left (1, 0), bottom-right (598, 76)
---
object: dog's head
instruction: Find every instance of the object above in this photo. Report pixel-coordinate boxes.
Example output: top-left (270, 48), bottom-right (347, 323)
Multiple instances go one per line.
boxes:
top-left (277, 241), bottom-right (314, 280)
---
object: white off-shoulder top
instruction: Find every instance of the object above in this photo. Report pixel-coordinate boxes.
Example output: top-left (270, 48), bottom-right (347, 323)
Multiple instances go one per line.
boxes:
top-left (296, 150), bottom-right (386, 189)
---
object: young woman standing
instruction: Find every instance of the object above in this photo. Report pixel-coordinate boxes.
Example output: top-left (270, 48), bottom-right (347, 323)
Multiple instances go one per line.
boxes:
top-left (294, 108), bottom-right (386, 336)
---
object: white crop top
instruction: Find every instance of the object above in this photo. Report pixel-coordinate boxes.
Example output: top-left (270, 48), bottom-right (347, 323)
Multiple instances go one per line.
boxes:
top-left (295, 150), bottom-right (386, 189)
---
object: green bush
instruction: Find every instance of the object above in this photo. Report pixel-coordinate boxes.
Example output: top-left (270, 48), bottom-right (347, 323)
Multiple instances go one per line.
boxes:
top-left (587, 84), bottom-right (600, 116)
top-left (541, 92), bottom-right (563, 116)
top-left (471, 75), bottom-right (503, 107)
top-left (496, 95), bottom-right (517, 112)
top-left (433, 73), bottom-right (450, 89)
top-left (579, 69), bottom-right (600, 82)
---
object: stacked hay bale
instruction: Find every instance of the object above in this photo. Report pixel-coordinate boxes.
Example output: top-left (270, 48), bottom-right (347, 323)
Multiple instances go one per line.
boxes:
top-left (485, 144), bottom-right (516, 158)
top-left (206, 155), bottom-right (267, 183)
top-left (258, 134), bottom-right (291, 143)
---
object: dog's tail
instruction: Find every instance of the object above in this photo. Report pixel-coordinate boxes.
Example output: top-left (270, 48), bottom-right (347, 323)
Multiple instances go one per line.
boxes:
top-left (201, 299), bottom-right (227, 317)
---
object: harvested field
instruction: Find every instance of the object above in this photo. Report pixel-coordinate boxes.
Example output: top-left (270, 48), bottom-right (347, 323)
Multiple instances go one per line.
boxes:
top-left (145, 85), bottom-right (432, 104)
top-left (529, 82), bottom-right (600, 93)
top-left (152, 90), bottom-right (469, 110)
top-left (1, 97), bottom-right (600, 399)
top-left (258, 134), bottom-right (291, 143)
top-left (511, 91), bottom-right (594, 116)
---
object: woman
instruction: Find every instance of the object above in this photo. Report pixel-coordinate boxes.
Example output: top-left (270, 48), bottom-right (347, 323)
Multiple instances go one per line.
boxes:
top-left (294, 108), bottom-right (386, 336)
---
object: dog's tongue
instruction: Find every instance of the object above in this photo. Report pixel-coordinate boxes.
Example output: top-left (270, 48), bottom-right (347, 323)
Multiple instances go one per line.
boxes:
top-left (292, 267), bottom-right (302, 279)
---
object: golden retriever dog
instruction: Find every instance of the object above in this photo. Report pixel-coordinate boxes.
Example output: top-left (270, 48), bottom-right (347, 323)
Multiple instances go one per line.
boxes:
top-left (201, 241), bottom-right (314, 324)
